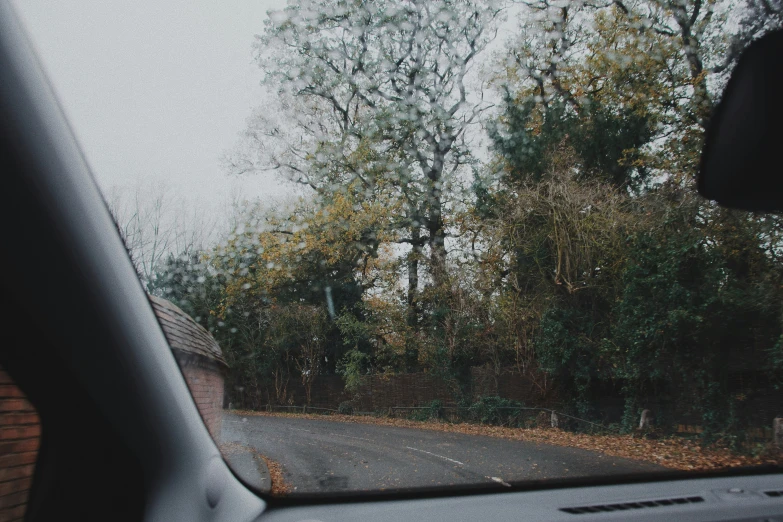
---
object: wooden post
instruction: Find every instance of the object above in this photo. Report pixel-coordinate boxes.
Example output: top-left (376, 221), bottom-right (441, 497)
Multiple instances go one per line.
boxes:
top-left (639, 409), bottom-right (652, 430)
top-left (774, 417), bottom-right (783, 448)
top-left (551, 411), bottom-right (559, 429)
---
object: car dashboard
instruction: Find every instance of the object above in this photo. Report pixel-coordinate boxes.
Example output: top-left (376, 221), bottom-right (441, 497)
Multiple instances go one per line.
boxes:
top-left (260, 474), bottom-right (783, 522)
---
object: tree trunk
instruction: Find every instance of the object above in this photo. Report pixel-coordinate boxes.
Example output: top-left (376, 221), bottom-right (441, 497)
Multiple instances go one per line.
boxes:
top-left (428, 218), bottom-right (447, 287)
top-left (426, 157), bottom-right (448, 287)
top-left (681, 30), bottom-right (711, 129)
top-left (670, 2), bottom-right (712, 130)
top-left (405, 226), bottom-right (420, 371)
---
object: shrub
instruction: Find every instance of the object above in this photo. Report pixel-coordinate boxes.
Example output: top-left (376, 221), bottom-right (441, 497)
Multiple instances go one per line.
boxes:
top-left (428, 399), bottom-right (444, 419)
top-left (407, 400), bottom-right (445, 422)
top-left (468, 396), bottom-right (523, 426)
top-left (336, 349), bottom-right (370, 394)
top-left (337, 401), bottom-right (354, 415)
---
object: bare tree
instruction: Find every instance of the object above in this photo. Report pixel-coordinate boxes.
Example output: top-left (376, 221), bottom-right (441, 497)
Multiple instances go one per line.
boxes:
top-left (107, 182), bottom-right (216, 287)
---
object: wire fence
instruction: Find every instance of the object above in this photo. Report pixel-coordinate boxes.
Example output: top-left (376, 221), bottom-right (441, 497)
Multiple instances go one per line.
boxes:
top-left (255, 403), bottom-right (619, 433)
top-left (230, 402), bottom-right (782, 444)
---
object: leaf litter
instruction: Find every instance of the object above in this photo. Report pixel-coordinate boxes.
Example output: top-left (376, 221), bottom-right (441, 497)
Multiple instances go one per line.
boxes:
top-left (219, 441), bottom-right (292, 495)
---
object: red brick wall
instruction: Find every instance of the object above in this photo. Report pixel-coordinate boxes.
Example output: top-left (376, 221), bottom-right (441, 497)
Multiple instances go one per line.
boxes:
top-left (236, 367), bottom-right (554, 411)
top-left (0, 367), bottom-right (39, 522)
top-left (151, 295), bottom-right (227, 441)
top-left (352, 373), bottom-right (458, 410)
top-left (470, 366), bottom-right (552, 404)
top-left (242, 372), bottom-right (459, 410)
top-left (177, 358), bottom-right (224, 441)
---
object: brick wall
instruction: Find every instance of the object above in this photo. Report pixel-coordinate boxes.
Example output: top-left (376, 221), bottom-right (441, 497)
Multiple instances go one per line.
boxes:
top-left (176, 356), bottom-right (224, 441)
top-left (470, 366), bottom-right (551, 404)
top-left (352, 373), bottom-right (458, 410)
top-left (150, 296), bottom-right (227, 442)
top-left (0, 367), bottom-right (39, 522)
top-left (234, 366), bottom-right (555, 412)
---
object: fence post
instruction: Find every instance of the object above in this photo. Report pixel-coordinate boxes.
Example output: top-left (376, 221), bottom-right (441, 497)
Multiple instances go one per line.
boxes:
top-left (774, 417), bottom-right (783, 448)
top-left (550, 411), bottom-right (559, 428)
top-left (639, 409), bottom-right (652, 430)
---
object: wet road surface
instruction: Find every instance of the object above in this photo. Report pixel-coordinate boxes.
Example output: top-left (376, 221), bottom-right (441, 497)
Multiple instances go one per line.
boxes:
top-left (222, 412), bottom-right (663, 495)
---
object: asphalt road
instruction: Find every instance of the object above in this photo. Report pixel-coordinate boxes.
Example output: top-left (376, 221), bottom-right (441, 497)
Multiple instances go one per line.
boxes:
top-left (222, 413), bottom-right (663, 495)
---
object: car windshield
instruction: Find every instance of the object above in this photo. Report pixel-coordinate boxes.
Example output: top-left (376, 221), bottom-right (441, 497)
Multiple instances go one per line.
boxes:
top-left (11, 0), bottom-right (783, 498)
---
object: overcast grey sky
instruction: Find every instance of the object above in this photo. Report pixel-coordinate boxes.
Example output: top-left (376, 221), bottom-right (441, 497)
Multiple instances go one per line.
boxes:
top-left (11, 0), bottom-right (291, 207)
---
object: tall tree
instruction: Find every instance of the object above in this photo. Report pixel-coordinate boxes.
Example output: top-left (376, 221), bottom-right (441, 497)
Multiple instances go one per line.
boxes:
top-left (231, 0), bottom-right (505, 355)
top-left (495, 0), bottom-right (740, 186)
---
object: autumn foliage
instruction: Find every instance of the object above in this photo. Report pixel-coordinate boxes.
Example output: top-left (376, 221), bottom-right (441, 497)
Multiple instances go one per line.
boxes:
top-left (149, 0), bottom-right (783, 449)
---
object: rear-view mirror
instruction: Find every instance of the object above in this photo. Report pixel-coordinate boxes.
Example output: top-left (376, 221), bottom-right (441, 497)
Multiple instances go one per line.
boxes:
top-left (698, 29), bottom-right (783, 212)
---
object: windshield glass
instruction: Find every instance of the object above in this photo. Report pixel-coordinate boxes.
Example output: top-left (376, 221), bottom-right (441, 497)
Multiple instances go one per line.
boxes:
top-left (12, 0), bottom-right (783, 497)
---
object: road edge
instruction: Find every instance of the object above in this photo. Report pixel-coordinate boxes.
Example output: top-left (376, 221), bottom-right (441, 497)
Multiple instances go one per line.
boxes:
top-left (223, 446), bottom-right (272, 495)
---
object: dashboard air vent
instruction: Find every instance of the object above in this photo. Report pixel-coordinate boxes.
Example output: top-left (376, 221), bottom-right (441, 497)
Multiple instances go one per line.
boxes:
top-left (560, 496), bottom-right (704, 515)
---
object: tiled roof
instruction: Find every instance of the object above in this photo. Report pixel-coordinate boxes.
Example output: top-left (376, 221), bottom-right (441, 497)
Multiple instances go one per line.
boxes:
top-left (149, 294), bottom-right (227, 368)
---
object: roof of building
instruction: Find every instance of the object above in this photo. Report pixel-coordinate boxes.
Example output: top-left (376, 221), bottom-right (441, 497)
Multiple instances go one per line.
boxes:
top-left (148, 294), bottom-right (228, 368)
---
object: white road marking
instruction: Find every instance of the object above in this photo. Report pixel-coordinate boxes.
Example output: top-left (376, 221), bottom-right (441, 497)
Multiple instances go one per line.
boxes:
top-left (405, 446), bottom-right (464, 466)
top-left (332, 433), bottom-right (374, 442)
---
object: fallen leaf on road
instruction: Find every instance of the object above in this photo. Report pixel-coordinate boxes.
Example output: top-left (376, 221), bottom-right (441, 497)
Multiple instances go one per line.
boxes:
top-left (219, 441), bottom-right (292, 496)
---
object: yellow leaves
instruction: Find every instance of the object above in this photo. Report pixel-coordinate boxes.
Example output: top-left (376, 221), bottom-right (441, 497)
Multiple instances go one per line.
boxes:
top-left (212, 183), bottom-right (404, 316)
top-left (358, 293), bottom-right (410, 355)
